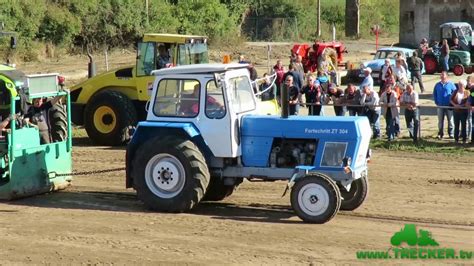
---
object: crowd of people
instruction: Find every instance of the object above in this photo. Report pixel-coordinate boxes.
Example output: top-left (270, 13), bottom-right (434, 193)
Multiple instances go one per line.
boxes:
top-left (246, 53), bottom-right (474, 145)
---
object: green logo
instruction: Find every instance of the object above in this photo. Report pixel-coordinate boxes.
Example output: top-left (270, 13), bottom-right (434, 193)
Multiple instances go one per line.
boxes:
top-left (355, 224), bottom-right (472, 260)
top-left (390, 224), bottom-right (438, 246)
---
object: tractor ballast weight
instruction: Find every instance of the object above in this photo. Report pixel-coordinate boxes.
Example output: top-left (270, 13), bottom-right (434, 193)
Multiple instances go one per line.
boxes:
top-left (126, 64), bottom-right (372, 223)
top-left (0, 71), bottom-right (72, 200)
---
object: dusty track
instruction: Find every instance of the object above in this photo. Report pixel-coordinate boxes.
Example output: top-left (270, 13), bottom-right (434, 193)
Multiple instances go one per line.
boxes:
top-left (0, 145), bottom-right (472, 264)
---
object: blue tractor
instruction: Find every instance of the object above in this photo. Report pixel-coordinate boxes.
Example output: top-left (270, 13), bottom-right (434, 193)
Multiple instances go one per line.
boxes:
top-left (126, 64), bottom-right (372, 223)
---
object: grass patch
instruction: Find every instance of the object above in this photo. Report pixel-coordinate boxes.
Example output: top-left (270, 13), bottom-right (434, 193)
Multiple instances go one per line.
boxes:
top-left (370, 138), bottom-right (474, 155)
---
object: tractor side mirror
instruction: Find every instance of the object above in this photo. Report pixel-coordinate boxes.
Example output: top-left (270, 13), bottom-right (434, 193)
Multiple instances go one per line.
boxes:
top-left (10, 36), bottom-right (16, 49)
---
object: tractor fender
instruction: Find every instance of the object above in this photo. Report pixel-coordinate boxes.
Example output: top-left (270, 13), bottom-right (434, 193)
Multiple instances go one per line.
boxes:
top-left (125, 121), bottom-right (212, 188)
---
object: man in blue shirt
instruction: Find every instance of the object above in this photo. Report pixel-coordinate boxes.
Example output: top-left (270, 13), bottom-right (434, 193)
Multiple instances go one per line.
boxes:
top-left (433, 71), bottom-right (456, 139)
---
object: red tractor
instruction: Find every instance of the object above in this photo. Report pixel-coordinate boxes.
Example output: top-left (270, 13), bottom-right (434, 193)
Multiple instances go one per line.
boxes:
top-left (291, 41), bottom-right (347, 73)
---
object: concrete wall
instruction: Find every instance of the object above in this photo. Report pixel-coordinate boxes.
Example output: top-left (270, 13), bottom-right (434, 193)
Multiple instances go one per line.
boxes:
top-left (399, 0), bottom-right (474, 47)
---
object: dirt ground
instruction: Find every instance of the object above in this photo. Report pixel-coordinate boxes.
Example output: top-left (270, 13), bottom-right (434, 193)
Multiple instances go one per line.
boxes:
top-left (0, 39), bottom-right (473, 264)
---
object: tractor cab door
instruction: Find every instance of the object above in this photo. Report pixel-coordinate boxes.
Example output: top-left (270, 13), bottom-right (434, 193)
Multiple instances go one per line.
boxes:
top-left (223, 69), bottom-right (258, 157)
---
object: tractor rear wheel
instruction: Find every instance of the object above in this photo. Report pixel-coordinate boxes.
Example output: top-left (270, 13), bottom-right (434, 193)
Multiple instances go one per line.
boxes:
top-left (84, 90), bottom-right (137, 146)
top-left (132, 137), bottom-right (210, 212)
top-left (290, 174), bottom-right (341, 223)
top-left (339, 176), bottom-right (369, 211)
top-left (453, 64), bottom-right (464, 76)
top-left (203, 177), bottom-right (240, 201)
top-left (423, 55), bottom-right (438, 74)
top-left (49, 103), bottom-right (68, 142)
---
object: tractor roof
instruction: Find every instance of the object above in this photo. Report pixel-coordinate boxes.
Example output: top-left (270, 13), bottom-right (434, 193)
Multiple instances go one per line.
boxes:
top-left (440, 22), bottom-right (472, 29)
top-left (143, 33), bottom-right (207, 43)
top-left (151, 63), bottom-right (249, 76)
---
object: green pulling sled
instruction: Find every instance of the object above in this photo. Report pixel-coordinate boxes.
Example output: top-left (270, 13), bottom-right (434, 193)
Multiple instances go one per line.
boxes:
top-left (0, 68), bottom-right (72, 200)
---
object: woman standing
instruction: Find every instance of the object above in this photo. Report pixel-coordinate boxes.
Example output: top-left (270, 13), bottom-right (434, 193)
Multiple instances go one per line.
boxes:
top-left (450, 80), bottom-right (470, 143)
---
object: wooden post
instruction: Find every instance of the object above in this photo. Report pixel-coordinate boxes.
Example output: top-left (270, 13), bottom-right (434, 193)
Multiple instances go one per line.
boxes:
top-left (317, 0), bottom-right (321, 37)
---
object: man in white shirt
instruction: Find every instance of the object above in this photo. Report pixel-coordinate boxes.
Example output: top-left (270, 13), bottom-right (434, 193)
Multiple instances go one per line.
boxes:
top-left (400, 84), bottom-right (420, 142)
top-left (360, 67), bottom-right (374, 91)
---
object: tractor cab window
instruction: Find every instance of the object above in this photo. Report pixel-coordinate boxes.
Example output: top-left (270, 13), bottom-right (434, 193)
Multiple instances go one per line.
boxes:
top-left (136, 42), bottom-right (156, 76)
top-left (441, 27), bottom-right (453, 40)
top-left (227, 76), bottom-right (256, 114)
top-left (177, 42), bottom-right (209, 65)
top-left (153, 79), bottom-right (200, 118)
top-left (321, 142), bottom-right (348, 167)
top-left (205, 80), bottom-right (226, 119)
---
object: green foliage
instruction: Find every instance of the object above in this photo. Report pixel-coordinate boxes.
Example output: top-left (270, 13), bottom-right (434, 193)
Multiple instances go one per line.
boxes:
top-left (0, 0), bottom-right (401, 59)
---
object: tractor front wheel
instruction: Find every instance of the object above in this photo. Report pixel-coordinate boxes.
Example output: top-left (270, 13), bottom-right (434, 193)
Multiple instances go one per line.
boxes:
top-left (84, 90), bottom-right (137, 146)
top-left (339, 176), bottom-right (369, 211)
top-left (132, 137), bottom-right (210, 212)
top-left (453, 64), bottom-right (464, 76)
top-left (49, 103), bottom-right (68, 142)
top-left (290, 174), bottom-right (341, 223)
top-left (465, 66), bottom-right (473, 74)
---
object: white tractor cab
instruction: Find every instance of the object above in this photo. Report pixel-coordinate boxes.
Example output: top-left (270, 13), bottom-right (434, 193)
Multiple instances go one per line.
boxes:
top-left (126, 64), bottom-right (372, 223)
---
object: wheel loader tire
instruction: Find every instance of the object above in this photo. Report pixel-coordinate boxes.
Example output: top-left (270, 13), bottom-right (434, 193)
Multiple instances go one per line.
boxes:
top-left (49, 103), bottom-right (68, 142)
top-left (202, 177), bottom-right (238, 201)
top-left (132, 136), bottom-right (210, 212)
top-left (339, 176), bottom-right (368, 211)
top-left (84, 90), bottom-right (137, 146)
top-left (290, 174), bottom-right (341, 223)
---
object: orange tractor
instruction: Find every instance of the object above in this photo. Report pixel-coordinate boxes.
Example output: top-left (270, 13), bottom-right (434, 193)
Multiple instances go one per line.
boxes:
top-left (291, 41), bottom-right (347, 73)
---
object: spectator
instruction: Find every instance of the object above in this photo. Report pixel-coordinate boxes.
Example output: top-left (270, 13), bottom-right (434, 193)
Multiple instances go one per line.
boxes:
top-left (441, 39), bottom-right (450, 72)
top-left (284, 76), bottom-right (299, 115)
top-left (273, 59), bottom-right (286, 100)
top-left (238, 55), bottom-right (248, 64)
top-left (407, 50), bottom-right (425, 93)
top-left (342, 83), bottom-right (362, 116)
top-left (466, 75), bottom-right (473, 142)
top-left (395, 51), bottom-right (408, 71)
top-left (290, 50), bottom-right (297, 64)
top-left (380, 85), bottom-right (400, 141)
top-left (25, 96), bottom-right (62, 144)
top-left (360, 85), bottom-right (381, 138)
top-left (468, 76), bottom-right (474, 143)
top-left (258, 73), bottom-right (277, 101)
top-left (294, 55), bottom-right (305, 82)
top-left (299, 75), bottom-right (324, 116)
top-left (360, 67), bottom-right (374, 91)
top-left (450, 80), bottom-right (470, 144)
top-left (0, 114), bottom-right (17, 139)
top-left (283, 64), bottom-right (302, 91)
top-left (400, 84), bottom-right (420, 143)
top-left (380, 59), bottom-right (393, 91)
top-left (248, 62), bottom-right (258, 93)
top-left (393, 59), bottom-right (408, 87)
top-left (419, 38), bottom-right (431, 56)
top-left (433, 71), bottom-right (455, 139)
top-left (326, 83), bottom-right (345, 116)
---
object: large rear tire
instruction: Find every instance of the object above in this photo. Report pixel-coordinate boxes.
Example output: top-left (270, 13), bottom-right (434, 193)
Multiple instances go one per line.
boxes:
top-left (290, 174), bottom-right (341, 223)
top-left (339, 176), bottom-right (369, 211)
top-left (132, 137), bottom-right (210, 212)
top-left (84, 90), bottom-right (137, 146)
top-left (202, 177), bottom-right (239, 201)
top-left (49, 103), bottom-right (68, 142)
top-left (423, 55), bottom-right (438, 74)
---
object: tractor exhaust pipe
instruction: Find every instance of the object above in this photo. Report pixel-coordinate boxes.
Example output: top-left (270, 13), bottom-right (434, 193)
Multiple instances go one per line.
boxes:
top-left (87, 48), bottom-right (96, 78)
top-left (281, 81), bottom-right (289, 118)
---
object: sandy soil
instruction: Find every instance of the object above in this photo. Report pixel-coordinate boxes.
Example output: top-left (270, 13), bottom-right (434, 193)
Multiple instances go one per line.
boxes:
top-left (0, 146), bottom-right (472, 264)
top-left (0, 40), bottom-right (472, 264)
